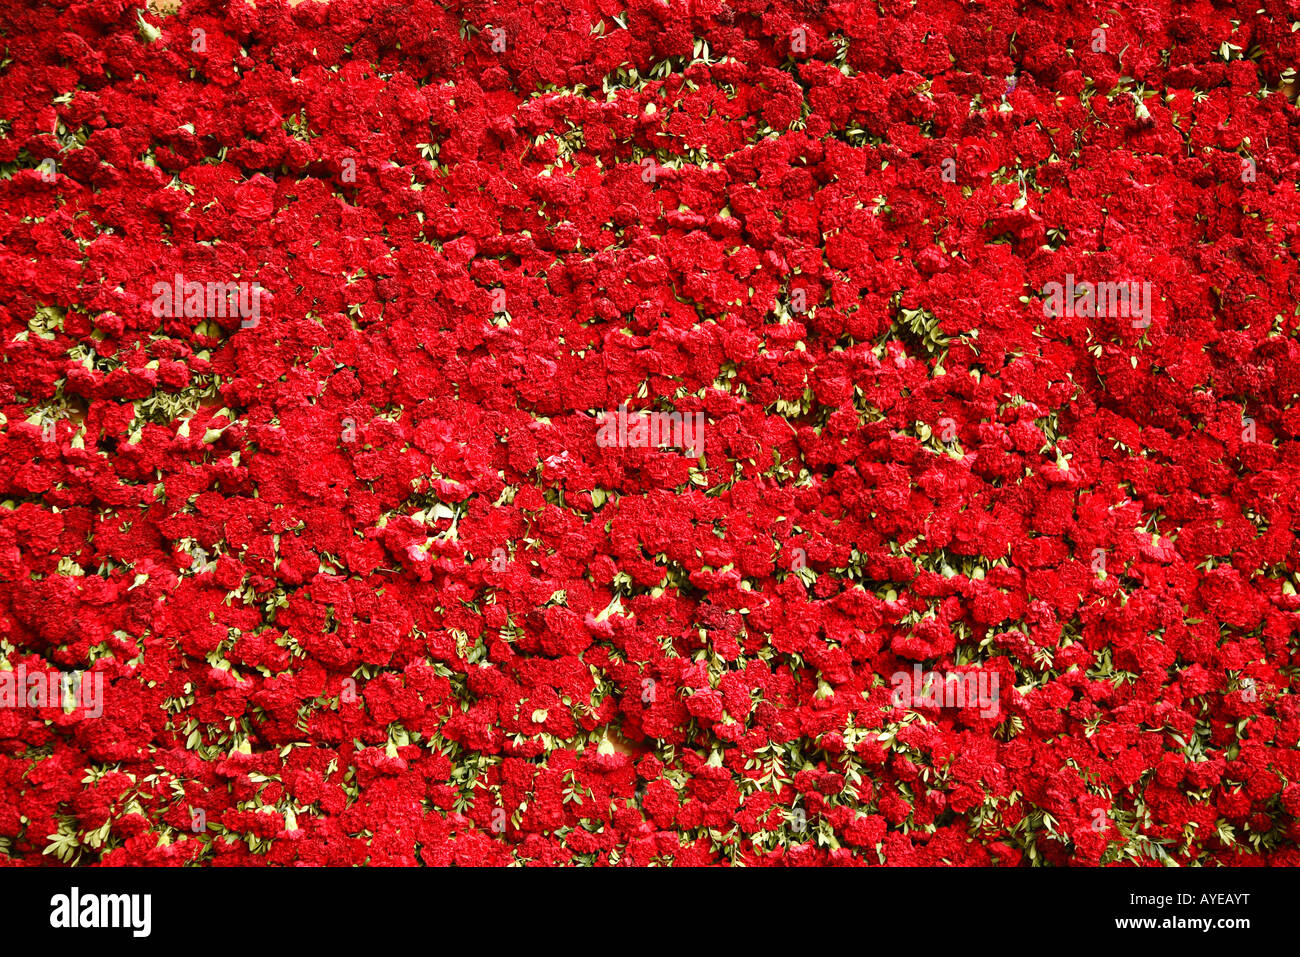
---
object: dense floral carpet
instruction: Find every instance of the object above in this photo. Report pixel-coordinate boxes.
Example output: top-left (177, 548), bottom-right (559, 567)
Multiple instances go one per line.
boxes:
top-left (2, 0), bottom-right (1300, 866)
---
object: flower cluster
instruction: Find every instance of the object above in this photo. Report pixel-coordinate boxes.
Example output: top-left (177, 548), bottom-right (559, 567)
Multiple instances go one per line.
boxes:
top-left (2, 0), bottom-right (1300, 866)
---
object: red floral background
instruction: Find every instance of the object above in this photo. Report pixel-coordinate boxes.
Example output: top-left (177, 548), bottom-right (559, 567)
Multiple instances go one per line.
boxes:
top-left (2, 0), bottom-right (1300, 866)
